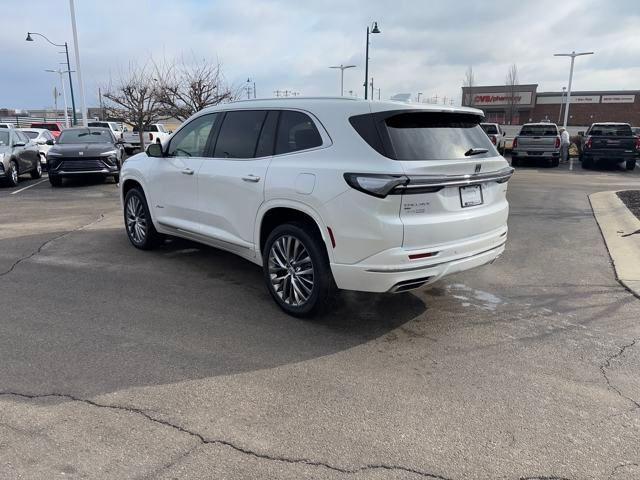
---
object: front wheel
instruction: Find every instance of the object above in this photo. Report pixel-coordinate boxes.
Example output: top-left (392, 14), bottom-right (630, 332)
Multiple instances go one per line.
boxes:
top-left (263, 223), bottom-right (336, 318)
top-left (49, 175), bottom-right (62, 187)
top-left (626, 160), bottom-right (636, 171)
top-left (550, 158), bottom-right (560, 168)
top-left (6, 160), bottom-right (19, 187)
top-left (124, 187), bottom-right (163, 250)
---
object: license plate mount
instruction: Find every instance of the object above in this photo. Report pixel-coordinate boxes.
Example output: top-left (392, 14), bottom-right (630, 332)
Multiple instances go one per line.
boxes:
top-left (459, 184), bottom-right (483, 208)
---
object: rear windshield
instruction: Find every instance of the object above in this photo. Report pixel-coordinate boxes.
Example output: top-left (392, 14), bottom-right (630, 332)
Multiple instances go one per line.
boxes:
top-left (481, 124), bottom-right (499, 134)
top-left (58, 129), bottom-right (113, 144)
top-left (88, 122), bottom-right (109, 128)
top-left (589, 124), bottom-right (632, 136)
top-left (519, 125), bottom-right (558, 136)
top-left (22, 131), bottom-right (39, 139)
top-left (31, 123), bottom-right (60, 132)
top-left (133, 125), bottom-right (158, 132)
top-left (364, 112), bottom-right (494, 160)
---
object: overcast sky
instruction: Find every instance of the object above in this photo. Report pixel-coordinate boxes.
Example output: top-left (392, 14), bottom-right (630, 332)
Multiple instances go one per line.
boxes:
top-left (1, 0), bottom-right (639, 110)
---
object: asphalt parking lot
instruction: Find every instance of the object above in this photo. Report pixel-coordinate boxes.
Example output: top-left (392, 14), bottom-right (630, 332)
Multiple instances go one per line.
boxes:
top-left (1, 160), bottom-right (639, 480)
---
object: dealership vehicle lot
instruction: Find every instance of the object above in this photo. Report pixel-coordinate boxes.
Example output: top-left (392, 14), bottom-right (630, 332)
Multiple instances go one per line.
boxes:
top-left (1, 162), bottom-right (639, 479)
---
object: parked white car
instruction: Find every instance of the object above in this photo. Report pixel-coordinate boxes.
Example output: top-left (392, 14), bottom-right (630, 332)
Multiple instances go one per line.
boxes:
top-left (120, 98), bottom-right (514, 316)
top-left (88, 121), bottom-right (124, 141)
top-left (122, 123), bottom-right (169, 154)
top-left (18, 128), bottom-right (55, 166)
top-left (480, 123), bottom-right (506, 155)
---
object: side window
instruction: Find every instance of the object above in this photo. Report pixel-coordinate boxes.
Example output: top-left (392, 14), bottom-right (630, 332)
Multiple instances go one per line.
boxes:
top-left (45, 131), bottom-right (54, 141)
top-left (167, 114), bottom-right (217, 157)
top-left (255, 111), bottom-right (279, 157)
top-left (275, 111), bottom-right (322, 155)
top-left (213, 110), bottom-right (267, 159)
top-left (16, 131), bottom-right (28, 144)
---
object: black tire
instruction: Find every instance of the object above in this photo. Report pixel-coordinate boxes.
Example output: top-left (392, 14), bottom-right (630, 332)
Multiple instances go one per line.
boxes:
top-left (263, 223), bottom-right (336, 318)
top-left (124, 187), bottom-right (163, 250)
top-left (124, 148), bottom-right (133, 155)
top-left (626, 160), bottom-right (636, 171)
top-left (113, 173), bottom-right (120, 184)
top-left (49, 175), bottom-right (62, 187)
top-left (582, 156), bottom-right (593, 169)
top-left (31, 160), bottom-right (42, 179)
top-left (550, 158), bottom-right (560, 168)
top-left (511, 158), bottom-right (519, 167)
top-left (6, 160), bottom-right (19, 187)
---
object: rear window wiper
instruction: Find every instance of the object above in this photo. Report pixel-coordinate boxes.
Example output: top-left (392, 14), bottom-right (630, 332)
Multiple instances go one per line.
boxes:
top-left (464, 148), bottom-right (488, 156)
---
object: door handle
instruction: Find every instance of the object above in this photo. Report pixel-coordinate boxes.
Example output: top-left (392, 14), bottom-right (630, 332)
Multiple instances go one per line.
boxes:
top-left (242, 175), bottom-right (261, 183)
top-left (181, 168), bottom-right (194, 175)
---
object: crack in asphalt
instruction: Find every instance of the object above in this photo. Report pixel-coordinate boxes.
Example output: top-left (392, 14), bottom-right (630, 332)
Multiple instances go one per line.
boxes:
top-left (0, 213), bottom-right (106, 277)
top-left (608, 462), bottom-right (639, 479)
top-left (0, 391), bottom-right (451, 479)
top-left (519, 477), bottom-right (572, 480)
top-left (599, 339), bottom-right (640, 409)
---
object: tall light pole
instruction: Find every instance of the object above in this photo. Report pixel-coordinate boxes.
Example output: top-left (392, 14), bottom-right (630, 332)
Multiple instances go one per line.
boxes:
top-left (68, 0), bottom-right (87, 126)
top-left (329, 64), bottom-right (356, 96)
top-left (26, 32), bottom-right (77, 125)
top-left (45, 69), bottom-right (71, 127)
top-left (554, 51), bottom-right (594, 128)
top-left (363, 21), bottom-right (380, 99)
top-left (557, 86), bottom-right (566, 124)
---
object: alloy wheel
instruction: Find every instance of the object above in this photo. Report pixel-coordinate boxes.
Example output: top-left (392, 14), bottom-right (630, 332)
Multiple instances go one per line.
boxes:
top-left (268, 235), bottom-right (315, 307)
top-left (125, 195), bottom-right (147, 244)
top-left (10, 164), bottom-right (18, 185)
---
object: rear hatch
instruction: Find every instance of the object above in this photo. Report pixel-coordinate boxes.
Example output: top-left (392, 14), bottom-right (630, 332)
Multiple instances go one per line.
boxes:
top-left (517, 124), bottom-right (558, 152)
top-left (355, 108), bottom-right (512, 249)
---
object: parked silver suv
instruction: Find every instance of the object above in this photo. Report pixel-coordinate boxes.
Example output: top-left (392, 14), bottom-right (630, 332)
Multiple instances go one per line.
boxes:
top-left (511, 123), bottom-right (561, 167)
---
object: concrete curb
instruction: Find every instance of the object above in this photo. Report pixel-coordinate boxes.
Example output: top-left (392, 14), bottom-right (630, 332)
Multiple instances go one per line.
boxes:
top-left (589, 190), bottom-right (640, 298)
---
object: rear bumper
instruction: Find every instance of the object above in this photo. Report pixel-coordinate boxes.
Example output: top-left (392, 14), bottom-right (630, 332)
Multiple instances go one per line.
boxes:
top-left (582, 151), bottom-right (638, 163)
top-left (511, 149), bottom-right (559, 158)
top-left (330, 225), bottom-right (507, 293)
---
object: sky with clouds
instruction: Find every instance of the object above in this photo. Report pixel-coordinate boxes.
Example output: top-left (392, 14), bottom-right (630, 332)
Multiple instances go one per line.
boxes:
top-left (1, 0), bottom-right (639, 110)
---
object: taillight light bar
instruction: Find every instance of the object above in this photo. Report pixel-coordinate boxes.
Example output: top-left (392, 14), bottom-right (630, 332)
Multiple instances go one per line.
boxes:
top-left (585, 136), bottom-right (593, 149)
top-left (512, 137), bottom-right (518, 149)
top-left (408, 251), bottom-right (438, 260)
top-left (554, 136), bottom-right (561, 149)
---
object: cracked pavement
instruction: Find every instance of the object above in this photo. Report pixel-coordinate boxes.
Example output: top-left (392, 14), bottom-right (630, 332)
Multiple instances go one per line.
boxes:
top-left (0, 163), bottom-right (639, 479)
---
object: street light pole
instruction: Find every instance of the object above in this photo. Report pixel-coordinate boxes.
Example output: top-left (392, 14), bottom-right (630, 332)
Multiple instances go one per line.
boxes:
top-left (554, 51), bottom-right (594, 128)
top-left (558, 86), bottom-right (566, 124)
top-left (26, 32), bottom-right (78, 125)
top-left (363, 22), bottom-right (380, 99)
top-left (46, 69), bottom-right (71, 127)
top-left (329, 64), bottom-right (356, 96)
top-left (68, 0), bottom-right (87, 126)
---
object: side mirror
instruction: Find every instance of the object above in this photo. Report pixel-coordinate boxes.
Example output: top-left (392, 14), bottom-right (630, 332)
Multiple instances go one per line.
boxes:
top-left (36, 138), bottom-right (47, 145)
top-left (146, 143), bottom-right (164, 157)
top-left (123, 127), bottom-right (129, 132)
top-left (46, 139), bottom-right (55, 145)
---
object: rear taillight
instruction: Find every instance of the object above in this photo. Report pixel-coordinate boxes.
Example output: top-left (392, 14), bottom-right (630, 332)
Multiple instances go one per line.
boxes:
top-left (586, 137), bottom-right (592, 149)
top-left (555, 137), bottom-right (560, 148)
top-left (490, 135), bottom-right (497, 145)
top-left (149, 132), bottom-right (153, 141)
top-left (635, 137), bottom-right (640, 150)
top-left (344, 173), bottom-right (409, 198)
top-left (512, 137), bottom-right (518, 148)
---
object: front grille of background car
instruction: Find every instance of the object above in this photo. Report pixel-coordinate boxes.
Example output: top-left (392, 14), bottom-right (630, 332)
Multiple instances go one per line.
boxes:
top-left (59, 159), bottom-right (106, 171)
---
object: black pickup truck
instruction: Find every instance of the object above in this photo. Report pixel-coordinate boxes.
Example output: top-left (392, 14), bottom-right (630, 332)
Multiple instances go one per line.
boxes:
top-left (579, 122), bottom-right (639, 170)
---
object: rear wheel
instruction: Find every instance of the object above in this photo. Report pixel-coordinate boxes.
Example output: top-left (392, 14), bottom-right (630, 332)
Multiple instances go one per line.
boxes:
top-left (626, 159), bottom-right (636, 171)
top-left (582, 156), bottom-right (593, 169)
top-left (6, 160), bottom-right (19, 187)
top-left (550, 158), bottom-right (560, 168)
top-left (113, 173), bottom-right (120, 184)
top-left (263, 223), bottom-right (336, 318)
top-left (511, 158), bottom-right (519, 167)
top-left (124, 187), bottom-right (163, 250)
top-left (31, 161), bottom-right (42, 179)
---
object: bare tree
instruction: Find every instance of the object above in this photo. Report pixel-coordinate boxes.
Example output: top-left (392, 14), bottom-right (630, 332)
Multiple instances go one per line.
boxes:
top-left (463, 66), bottom-right (475, 107)
top-left (155, 55), bottom-right (236, 122)
top-left (505, 64), bottom-right (519, 125)
top-left (103, 62), bottom-right (163, 150)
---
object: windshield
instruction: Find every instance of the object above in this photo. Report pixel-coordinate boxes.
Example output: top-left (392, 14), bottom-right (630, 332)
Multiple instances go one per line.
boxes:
top-left (133, 125), bottom-right (158, 132)
top-left (22, 131), bottom-right (39, 139)
top-left (57, 129), bottom-right (114, 144)
top-left (88, 122), bottom-right (108, 128)
top-left (0, 131), bottom-right (9, 145)
top-left (481, 124), bottom-right (499, 134)
top-left (589, 124), bottom-right (632, 136)
top-left (519, 125), bottom-right (558, 136)
top-left (382, 112), bottom-right (494, 160)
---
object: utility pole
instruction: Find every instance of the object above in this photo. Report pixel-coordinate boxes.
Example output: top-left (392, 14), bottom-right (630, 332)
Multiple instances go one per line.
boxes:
top-left (329, 64), bottom-right (356, 96)
top-left (363, 22), bottom-right (381, 99)
top-left (558, 86), bottom-right (566, 124)
top-left (69, 0), bottom-right (87, 126)
top-left (369, 78), bottom-right (374, 100)
top-left (554, 51), bottom-right (594, 128)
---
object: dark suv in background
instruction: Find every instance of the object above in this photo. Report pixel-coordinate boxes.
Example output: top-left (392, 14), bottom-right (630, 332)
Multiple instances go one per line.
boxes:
top-left (579, 122), bottom-right (639, 170)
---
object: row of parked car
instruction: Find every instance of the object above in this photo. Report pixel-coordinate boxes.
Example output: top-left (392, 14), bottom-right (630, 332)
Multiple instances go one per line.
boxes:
top-left (479, 121), bottom-right (639, 170)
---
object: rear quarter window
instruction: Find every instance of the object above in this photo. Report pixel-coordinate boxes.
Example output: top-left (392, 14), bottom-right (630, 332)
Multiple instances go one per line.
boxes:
top-left (351, 111), bottom-right (494, 160)
top-left (589, 125), bottom-right (632, 136)
top-left (481, 124), bottom-right (499, 134)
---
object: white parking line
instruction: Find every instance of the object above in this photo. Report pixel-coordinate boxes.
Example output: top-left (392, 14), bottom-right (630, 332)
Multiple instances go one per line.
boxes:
top-left (10, 179), bottom-right (48, 195)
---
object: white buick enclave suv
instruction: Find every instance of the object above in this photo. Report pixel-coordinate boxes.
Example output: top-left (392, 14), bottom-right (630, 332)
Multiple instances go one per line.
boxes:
top-left (120, 98), bottom-right (514, 316)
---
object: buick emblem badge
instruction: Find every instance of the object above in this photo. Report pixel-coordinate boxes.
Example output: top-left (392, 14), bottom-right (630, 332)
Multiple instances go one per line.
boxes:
top-left (475, 164), bottom-right (481, 173)
top-left (79, 151), bottom-right (84, 156)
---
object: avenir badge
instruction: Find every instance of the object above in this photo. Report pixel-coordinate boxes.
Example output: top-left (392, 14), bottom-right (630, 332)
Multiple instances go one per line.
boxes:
top-left (475, 163), bottom-right (481, 173)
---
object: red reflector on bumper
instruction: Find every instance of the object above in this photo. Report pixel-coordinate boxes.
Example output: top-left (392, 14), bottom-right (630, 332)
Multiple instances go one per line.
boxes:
top-left (327, 227), bottom-right (336, 248)
top-left (408, 252), bottom-right (437, 260)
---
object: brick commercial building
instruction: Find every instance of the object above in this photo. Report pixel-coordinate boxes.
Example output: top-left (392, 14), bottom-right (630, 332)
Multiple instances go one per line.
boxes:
top-left (461, 84), bottom-right (640, 126)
